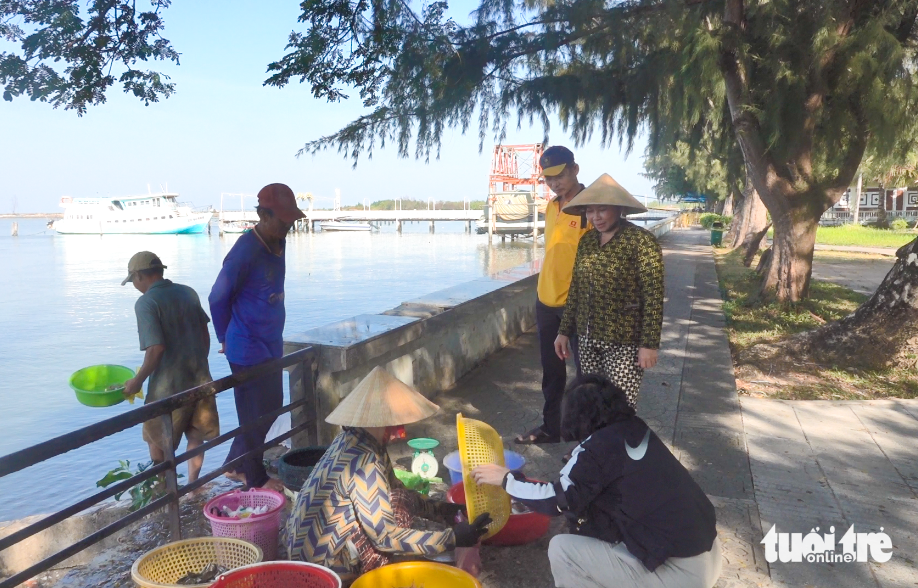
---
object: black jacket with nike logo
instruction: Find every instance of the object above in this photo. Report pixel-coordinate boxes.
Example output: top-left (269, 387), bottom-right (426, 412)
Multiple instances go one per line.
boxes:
top-left (503, 417), bottom-right (717, 571)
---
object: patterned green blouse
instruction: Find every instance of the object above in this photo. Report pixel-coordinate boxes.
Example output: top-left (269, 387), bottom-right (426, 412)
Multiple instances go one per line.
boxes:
top-left (559, 220), bottom-right (664, 349)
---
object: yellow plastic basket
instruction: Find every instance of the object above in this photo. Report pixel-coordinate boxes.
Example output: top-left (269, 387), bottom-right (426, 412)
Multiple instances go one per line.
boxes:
top-left (131, 537), bottom-right (263, 588)
top-left (456, 413), bottom-right (511, 540)
top-left (351, 561), bottom-right (481, 588)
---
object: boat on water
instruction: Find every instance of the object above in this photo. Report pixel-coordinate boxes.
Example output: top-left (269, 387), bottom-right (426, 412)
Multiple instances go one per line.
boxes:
top-left (475, 191), bottom-right (549, 235)
top-left (220, 220), bottom-right (256, 234)
top-left (51, 193), bottom-right (212, 235)
top-left (320, 220), bottom-right (373, 232)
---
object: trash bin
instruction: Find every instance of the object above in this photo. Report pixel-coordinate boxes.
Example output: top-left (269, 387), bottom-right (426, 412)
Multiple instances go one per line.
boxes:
top-left (710, 221), bottom-right (724, 246)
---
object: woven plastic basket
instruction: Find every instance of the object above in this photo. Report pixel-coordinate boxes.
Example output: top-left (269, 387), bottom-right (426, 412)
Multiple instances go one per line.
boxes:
top-left (203, 489), bottom-right (286, 561)
top-left (131, 537), bottom-right (263, 588)
top-left (210, 561), bottom-right (341, 588)
top-left (456, 413), bottom-right (510, 540)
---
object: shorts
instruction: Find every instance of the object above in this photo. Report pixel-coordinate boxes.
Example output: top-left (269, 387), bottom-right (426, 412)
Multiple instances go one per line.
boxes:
top-left (142, 394), bottom-right (220, 451)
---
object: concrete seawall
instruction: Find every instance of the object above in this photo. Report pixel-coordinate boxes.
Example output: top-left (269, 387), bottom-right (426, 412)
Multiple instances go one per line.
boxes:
top-left (284, 262), bottom-right (541, 444)
top-left (283, 212), bottom-right (683, 444)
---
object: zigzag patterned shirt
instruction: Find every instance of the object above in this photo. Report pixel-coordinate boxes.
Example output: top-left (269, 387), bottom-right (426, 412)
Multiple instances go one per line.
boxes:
top-left (282, 428), bottom-right (454, 575)
top-left (559, 220), bottom-right (665, 349)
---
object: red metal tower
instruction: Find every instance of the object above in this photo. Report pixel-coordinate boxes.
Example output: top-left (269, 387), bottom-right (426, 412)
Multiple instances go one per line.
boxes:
top-left (488, 144), bottom-right (550, 200)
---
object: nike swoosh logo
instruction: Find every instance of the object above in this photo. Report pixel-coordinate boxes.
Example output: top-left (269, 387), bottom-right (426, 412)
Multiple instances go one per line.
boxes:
top-left (625, 429), bottom-right (651, 461)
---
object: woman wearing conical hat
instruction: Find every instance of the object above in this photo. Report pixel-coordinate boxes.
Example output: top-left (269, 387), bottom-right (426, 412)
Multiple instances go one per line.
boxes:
top-left (554, 174), bottom-right (665, 409)
top-left (282, 367), bottom-right (491, 582)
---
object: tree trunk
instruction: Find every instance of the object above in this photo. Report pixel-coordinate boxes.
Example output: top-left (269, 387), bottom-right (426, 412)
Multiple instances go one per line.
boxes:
top-left (787, 237), bottom-right (918, 370)
top-left (742, 222), bottom-right (772, 267)
top-left (852, 173), bottom-right (862, 225)
top-left (758, 207), bottom-right (820, 302)
top-left (727, 177), bottom-right (768, 250)
top-left (724, 191), bottom-right (745, 246)
top-left (722, 194), bottom-right (734, 217)
top-left (877, 185), bottom-right (889, 228)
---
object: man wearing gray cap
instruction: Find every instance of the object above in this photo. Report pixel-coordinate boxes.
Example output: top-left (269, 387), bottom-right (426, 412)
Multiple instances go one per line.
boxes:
top-left (122, 251), bottom-right (220, 484)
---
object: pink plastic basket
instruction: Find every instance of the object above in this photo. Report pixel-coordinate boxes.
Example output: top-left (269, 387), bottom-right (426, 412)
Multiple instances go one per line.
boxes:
top-left (203, 489), bottom-right (286, 561)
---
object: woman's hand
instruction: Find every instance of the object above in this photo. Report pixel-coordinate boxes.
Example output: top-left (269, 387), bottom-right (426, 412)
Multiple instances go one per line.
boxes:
top-left (637, 348), bottom-right (658, 369)
top-left (471, 464), bottom-right (511, 487)
top-left (554, 335), bottom-right (572, 360)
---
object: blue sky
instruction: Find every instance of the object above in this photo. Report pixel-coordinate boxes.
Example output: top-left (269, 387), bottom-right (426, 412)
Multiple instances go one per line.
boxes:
top-left (0, 1), bottom-right (653, 213)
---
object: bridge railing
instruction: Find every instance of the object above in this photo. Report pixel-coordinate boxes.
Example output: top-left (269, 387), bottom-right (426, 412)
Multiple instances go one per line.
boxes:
top-left (0, 347), bottom-right (319, 588)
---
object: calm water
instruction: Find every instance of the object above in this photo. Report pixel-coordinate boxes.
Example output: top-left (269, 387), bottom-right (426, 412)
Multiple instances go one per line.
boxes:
top-left (0, 219), bottom-right (542, 522)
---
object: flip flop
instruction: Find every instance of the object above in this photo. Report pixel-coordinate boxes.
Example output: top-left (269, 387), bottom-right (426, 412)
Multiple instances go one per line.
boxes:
top-left (514, 426), bottom-right (560, 445)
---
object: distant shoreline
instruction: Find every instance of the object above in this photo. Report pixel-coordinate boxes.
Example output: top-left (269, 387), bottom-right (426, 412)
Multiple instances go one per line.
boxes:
top-left (0, 213), bottom-right (63, 219)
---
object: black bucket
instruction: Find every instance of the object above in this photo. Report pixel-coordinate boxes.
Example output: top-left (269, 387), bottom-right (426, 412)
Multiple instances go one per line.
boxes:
top-left (278, 446), bottom-right (329, 490)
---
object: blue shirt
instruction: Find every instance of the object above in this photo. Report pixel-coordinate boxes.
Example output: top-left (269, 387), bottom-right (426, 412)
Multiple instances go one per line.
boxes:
top-left (209, 230), bottom-right (286, 366)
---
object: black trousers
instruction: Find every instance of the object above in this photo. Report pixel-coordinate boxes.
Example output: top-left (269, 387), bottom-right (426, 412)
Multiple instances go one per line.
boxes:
top-left (225, 362), bottom-right (284, 488)
top-left (537, 300), bottom-right (581, 439)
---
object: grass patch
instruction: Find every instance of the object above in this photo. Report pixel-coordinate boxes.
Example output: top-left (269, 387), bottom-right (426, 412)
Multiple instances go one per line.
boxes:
top-left (714, 248), bottom-right (918, 400)
top-left (815, 225), bottom-right (916, 248)
top-left (715, 248), bottom-right (866, 352)
top-left (766, 225), bottom-right (917, 248)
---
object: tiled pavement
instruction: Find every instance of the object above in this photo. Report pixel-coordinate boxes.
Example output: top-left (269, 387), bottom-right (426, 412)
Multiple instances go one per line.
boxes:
top-left (401, 228), bottom-right (770, 587)
top-left (401, 227), bottom-right (918, 587)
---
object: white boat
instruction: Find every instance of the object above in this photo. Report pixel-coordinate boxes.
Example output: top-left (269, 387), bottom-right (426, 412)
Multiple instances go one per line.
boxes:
top-left (320, 220), bottom-right (373, 232)
top-left (220, 221), bottom-right (255, 234)
top-left (51, 193), bottom-right (212, 234)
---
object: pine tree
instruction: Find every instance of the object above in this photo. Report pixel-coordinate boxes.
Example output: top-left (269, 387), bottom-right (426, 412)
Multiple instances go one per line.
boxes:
top-left (262, 0), bottom-right (918, 301)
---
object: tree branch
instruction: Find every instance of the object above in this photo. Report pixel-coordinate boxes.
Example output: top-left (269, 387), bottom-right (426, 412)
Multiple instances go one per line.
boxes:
top-left (719, 0), bottom-right (795, 208)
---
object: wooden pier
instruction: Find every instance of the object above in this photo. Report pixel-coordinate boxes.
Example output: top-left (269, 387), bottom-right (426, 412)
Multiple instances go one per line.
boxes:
top-left (219, 209), bottom-right (483, 233)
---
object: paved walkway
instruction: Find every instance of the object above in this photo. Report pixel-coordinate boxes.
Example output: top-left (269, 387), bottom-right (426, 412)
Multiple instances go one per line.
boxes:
top-left (811, 251), bottom-right (894, 296)
top-left (403, 227), bottom-right (918, 588)
top-left (813, 244), bottom-right (898, 256)
top-left (403, 228), bottom-right (770, 588)
top-left (742, 398), bottom-right (918, 587)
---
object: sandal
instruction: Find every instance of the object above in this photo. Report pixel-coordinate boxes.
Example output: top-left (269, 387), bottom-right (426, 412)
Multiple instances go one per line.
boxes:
top-left (514, 426), bottom-right (560, 445)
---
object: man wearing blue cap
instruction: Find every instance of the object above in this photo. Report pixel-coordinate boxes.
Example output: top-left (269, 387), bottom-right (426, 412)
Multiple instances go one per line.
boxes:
top-left (515, 146), bottom-right (591, 446)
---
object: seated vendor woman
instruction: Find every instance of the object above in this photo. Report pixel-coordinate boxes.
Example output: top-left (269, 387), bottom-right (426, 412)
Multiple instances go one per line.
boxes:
top-left (283, 367), bottom-right (491, 582)
top-left (472, 374), bottom-right (722, 588)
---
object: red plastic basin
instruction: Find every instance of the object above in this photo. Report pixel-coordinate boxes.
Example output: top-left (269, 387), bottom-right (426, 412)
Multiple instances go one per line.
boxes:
top-left (447, 482), bottom-right (550, 546)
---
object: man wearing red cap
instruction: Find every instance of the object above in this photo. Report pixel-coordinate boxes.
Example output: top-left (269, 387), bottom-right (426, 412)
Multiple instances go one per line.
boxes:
top-left (209, 183), bottom-right (305, 491)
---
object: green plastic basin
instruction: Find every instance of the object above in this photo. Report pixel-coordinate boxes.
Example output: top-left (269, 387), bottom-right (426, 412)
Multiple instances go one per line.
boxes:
top-left (70, 365), bottom-right (135, 407)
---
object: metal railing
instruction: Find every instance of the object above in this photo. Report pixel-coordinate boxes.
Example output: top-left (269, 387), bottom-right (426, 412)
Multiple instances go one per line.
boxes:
top-left (0, 347), bottom-right (318, 588)
top-left (820, 209), bottom-right (918, 225)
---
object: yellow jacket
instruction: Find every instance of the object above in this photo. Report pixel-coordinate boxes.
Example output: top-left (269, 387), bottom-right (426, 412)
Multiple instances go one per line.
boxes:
top-left (537, 196), bottom-right (591, 307)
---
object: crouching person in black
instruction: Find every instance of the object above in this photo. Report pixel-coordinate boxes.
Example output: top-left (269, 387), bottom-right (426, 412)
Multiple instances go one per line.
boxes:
top-left (471, 374), bottom-right (721, 588)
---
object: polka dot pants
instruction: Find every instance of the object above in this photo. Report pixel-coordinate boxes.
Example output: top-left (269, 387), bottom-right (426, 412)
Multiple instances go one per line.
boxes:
top-left (577, 337), bottom-right (643, 408)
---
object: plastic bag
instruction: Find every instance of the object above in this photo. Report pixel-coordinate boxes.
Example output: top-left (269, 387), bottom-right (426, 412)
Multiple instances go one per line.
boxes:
top-left (456, 546), bottom-right (482, 578)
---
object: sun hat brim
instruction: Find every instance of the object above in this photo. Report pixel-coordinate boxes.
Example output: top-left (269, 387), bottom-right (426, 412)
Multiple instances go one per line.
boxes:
top-left (325, 366), bottom-right (439, 427)
top-left (561, 173), bottom-right (648, 216)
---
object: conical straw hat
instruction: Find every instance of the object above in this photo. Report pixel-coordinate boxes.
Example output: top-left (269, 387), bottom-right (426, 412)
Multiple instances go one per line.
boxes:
top-left (325, 366), bottom-right (440, 427)
top-left (562, 173), bottom-right (648, 216)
